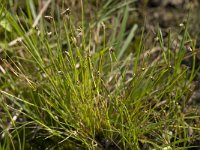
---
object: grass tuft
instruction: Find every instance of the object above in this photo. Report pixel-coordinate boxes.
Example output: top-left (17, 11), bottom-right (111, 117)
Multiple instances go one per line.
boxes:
top-left (0, 0), bottom-right (199, 149)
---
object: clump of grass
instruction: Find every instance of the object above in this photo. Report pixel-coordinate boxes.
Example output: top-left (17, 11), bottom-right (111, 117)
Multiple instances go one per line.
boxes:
top-left (0, 0), bottom-right (199, 149)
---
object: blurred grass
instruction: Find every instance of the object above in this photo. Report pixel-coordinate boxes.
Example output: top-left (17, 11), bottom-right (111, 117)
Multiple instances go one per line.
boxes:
top-left (0, 0), bottom-right (200, 149)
